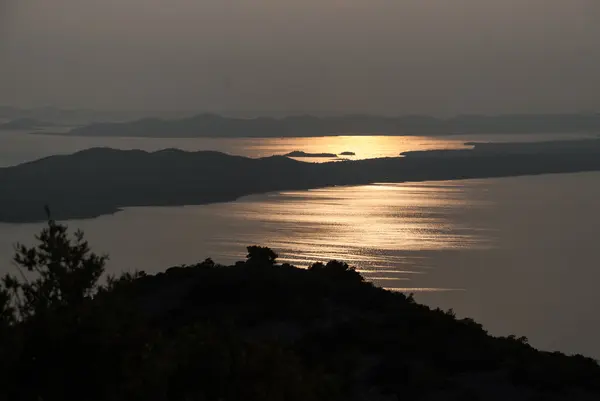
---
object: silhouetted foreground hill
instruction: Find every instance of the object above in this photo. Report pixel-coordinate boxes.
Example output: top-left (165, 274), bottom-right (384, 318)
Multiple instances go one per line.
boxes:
top-left (3, 139), bottom-right (600, 222)
top-left (1, 220), bottom-right (599, 401)
top-left (66, 113), bottom-right (600, 138)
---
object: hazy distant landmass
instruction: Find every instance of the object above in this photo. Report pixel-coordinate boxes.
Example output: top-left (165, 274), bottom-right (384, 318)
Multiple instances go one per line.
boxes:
top-left (0, 118), bottom-right (50, 130)
top-left (0, 106), bottom-right (115, 125)
top-left (0, 106), bottom-right (195, 126)
top-left (284, 151), bottom-right (338, 158)
top-left (3, 139), bottom-right (600, 223)
top-left (63, 113), bottom-right (600, 138)
top-left (401, 138), bottom-right (600, 157)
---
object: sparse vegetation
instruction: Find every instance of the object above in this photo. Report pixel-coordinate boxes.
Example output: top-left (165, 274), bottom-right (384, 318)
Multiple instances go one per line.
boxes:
top-left (0, 219), bottom-right (598, 400)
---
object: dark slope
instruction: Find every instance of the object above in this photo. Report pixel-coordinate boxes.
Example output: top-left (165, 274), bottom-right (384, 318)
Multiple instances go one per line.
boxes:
top-left (0, 148), bottom-right (323, 222)
top-left (10, 254), bottom-right (598, 401)
top-left (3, 140), bottom-right (600, 222)
top-left (66, 113), bottom-right (600, 138)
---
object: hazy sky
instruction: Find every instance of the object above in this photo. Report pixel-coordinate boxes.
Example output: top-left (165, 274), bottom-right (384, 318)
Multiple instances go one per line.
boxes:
top-left (1, 0), bottom-right (599, 115)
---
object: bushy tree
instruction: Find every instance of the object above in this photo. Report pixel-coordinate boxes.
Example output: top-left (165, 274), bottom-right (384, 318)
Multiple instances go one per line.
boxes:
top-left (309, 260), bottom-right (364, 283)
top-left (246, 245), bottom-right (278, 266)
top-left (2, 217), bottom-right (107, 320)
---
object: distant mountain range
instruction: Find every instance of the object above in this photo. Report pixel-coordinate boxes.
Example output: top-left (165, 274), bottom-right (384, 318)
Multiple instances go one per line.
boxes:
top-left (0, 106), bottom-right (195, 126)
top-left (2, 138), bottom-right (600, 223)
top-left (0, 106), bottom-right (116, 125)
top-left (0, 106), bottom-right (340, 124)
top-left (4, 107), bottom-right (600, 137)
top-left (63, 113), bottom-right (600, 138)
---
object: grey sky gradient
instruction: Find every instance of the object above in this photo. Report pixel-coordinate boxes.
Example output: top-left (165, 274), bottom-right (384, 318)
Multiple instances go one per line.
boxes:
top-left (1, 0), bottom-right (599, 115)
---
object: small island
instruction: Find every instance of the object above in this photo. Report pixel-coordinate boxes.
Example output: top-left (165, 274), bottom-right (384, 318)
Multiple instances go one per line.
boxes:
top-left (283, 150), bottom-right (338, 158)
top-left (339, 151), bottom-right (356, 156)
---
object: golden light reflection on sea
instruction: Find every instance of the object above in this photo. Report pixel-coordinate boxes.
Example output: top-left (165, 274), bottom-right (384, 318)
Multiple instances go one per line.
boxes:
top-left (4, 173), bottom-right (600, 358)
top-left (202, 181), bottom-right (494, 291)
top-left (245, 135), bottom-right (467, 161)
top-left (0, 181), bottom-right (493, 293)
top-left (220, 183), bottom-right (492, 253)
top-left (2, 131), bottom-right (593, 167)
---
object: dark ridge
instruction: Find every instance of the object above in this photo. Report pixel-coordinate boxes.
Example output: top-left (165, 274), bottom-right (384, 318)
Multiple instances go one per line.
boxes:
top-left (104, 255), bottom-right (600, 400)
top-left (3, 139), bottom-right (600, 222)
top-left (2, 233), bottom-right (599, 400)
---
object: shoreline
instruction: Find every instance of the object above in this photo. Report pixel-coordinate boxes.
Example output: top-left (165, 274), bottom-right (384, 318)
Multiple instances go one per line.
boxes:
top-left (3, 168), bottom-right (600, 224)
top-left (2, 140), bottom-right (600, 223)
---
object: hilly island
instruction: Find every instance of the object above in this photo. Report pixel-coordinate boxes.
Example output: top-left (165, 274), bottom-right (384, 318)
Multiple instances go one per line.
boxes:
top-left (2, 138), bottom-right (600, 223)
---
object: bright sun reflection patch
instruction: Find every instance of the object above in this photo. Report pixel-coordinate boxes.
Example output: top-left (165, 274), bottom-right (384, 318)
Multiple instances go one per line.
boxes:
top-left (243, 135), bottom-right (467, 161)
top-left (211, 180), bottom-right (494, 291)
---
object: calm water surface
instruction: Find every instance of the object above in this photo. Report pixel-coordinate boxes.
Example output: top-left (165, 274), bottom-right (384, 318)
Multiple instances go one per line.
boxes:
top-left (0, 130), bottom-right (596, 166)
top-left (1, 172), bottom-right (600, 358)
top-left (1, 133), bottom-right (600, 357)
